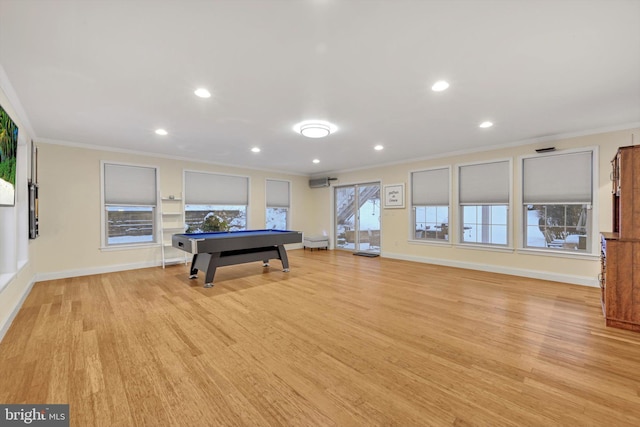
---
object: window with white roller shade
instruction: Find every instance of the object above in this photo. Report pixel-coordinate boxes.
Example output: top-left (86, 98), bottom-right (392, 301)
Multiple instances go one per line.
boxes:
top-left (101, 162), bottom-right (158, 246)
top-left (523, 151), bottom-right (592, 204)
top-left (411, 167), bottom-right (449, 206)
top-left (522, 150), bottom-right (594, 252)
top-left (266, 179), bottom-right (290, 208)
top-left (411, 167), bottom-right (450, 241)
top-left (458, 160), bottom-right (510, 246)
top-left (104, 163), bottom-right (157, 206)
top-left (185, 171), bottom-right (248, 205)
top-left (266, 179), bottom-right (290, 229)
top-left (184, 171), bottom-right (249, 231)
top-left (459, 161), bottom-right (509, 205)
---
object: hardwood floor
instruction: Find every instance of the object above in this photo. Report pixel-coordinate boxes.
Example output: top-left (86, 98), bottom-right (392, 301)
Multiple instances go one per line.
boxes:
top-left (2, 249), bottom-right (640, 426)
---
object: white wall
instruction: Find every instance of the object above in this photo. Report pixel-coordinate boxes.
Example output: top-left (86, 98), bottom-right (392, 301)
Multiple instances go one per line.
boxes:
top-left (314, 128), bottom-right (639, 286)
top-left (0, 80), bottom-right (37, 341)
top-left (33, 142), bottom-right (316, 278)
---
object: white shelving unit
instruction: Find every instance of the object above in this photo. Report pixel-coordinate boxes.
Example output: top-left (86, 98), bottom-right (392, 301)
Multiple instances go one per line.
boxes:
top-left (159, 196), bottom-right (188, 268)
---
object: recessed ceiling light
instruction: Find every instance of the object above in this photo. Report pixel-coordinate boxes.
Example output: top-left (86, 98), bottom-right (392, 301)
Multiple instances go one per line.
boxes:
top-left (293, 120), bottom-right (337, 138)
top-left (479, 121), bottom-right (494, 128)
top-left (312, 159), bottom-right (320, 164)
top-left (431, 80), bottom-right (450, 92)
top-left (155, 129), bottom-right (168, 135)
top-left (194, 88), bottom-right (211, 98)
top-left (374, 145), bottom-right (384, 151)
top-left (251, 147), bottom-right (261, 153)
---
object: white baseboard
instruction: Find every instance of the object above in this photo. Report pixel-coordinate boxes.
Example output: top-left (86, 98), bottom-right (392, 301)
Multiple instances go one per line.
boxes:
top-left (0, 274), bottom-right (37, 343)
top-left (381, 251), bottom-right (599, 287)
top-left (36, 260), bottom-right (162, 282)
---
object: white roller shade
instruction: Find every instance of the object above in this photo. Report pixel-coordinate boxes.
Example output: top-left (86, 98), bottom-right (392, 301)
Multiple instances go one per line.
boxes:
top-left (185, 171), bottom-right (248, 205)
top-left (459, 161), bottom-right (509, 204)
top-left (523, 151), bottom-right (592, 204)
top-left (266, 180), bottom-right (290, 207)
top-left (412, 168), bottom-right (449, 205)
top-left (104, 163), bottom-right (157, 205)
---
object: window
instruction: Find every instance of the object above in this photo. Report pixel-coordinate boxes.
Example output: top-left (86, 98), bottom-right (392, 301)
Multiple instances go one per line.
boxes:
top-left (266, 179), bottom-right (290, 230)
top-left (411, 168), bottom-right (449, 241)
top-left (184, 171), bottom-right (248, 232)
top-left (522, 150), bottom-right (593, 251)
top-left (102, 162), bottom-right (157, 246)
top-left (459, 160), bottom-right (510, 246)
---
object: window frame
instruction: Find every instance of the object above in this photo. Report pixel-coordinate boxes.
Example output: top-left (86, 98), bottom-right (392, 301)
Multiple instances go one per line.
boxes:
top-left (265, 179), bottom-right (291, 230)
top-left (409, 166), bottom-right (451, 244)
top-left (100, 161), bottom-right (159, 249)
top-left (518, 147), bottom-right (598, 256)
top-left (456, 158), bottom-right (513, 248)
top-left (183, 169), bottom-right (250, 232)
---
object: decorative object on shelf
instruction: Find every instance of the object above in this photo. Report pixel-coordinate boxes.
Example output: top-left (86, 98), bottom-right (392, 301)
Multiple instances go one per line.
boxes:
top-left (168, 194), bottom-right (175, 200)
top-left (383, 183), bottom-right (405, 209)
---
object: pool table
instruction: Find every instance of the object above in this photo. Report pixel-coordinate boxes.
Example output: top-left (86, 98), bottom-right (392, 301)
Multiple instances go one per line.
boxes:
top-left (172, 229), bottom-right (303, 288)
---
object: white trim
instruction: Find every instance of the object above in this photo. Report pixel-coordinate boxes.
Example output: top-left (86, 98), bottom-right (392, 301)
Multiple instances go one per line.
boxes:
top-left (408, 165), bottom-right (452, 242)
top-left (0, 64), bottom-right (36, 137)
top-left (100, 242), bottom-right (161, 251)
top-left (517, 247), bottom-right (600, 260)
top-left (265, 178), bottom-right (292, 229)
top-left (407, 239), bottom-right (452, 247)
top-left (456, 243), bottom-right (515, 253)
top-left (0, 274), bottom-right (37, 343)
top-left (100, 160), bottom-right (160, 248)
top-left (455, 157), bottom-right (513, 247)
top-left (38, 138), bottom-right (308, 176)
top-left (313, 123), bottom-right (640, 176)
top-left (0, 272), bottom-right (14, 294)
top-left (382, 251), bottom-right (599, 287)
top-left (36, 260), bottom-right (162, 282)
top-left (516, 146), bottom-right (599, 256)
top-left (332, 180), bottom-right (382, 252)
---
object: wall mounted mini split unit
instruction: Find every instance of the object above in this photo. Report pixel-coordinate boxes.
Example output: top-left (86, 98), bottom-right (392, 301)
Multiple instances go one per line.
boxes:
top-left (309, 177), bottom-right (337, 188)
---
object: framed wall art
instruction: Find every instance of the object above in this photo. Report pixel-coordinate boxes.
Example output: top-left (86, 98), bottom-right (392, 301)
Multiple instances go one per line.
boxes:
top-left (0, 103), bottom-right (19, 207)
top-left (383, 183), bottom-right (405, 209)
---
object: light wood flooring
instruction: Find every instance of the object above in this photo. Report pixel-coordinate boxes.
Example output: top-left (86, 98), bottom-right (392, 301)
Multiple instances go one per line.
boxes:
top-left (1, 249), bottom-right (640, 426)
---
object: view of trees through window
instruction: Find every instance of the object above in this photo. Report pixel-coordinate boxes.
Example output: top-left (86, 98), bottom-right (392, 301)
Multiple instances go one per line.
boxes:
top-left (106, 206), bottom-right (154, 245)
top-left (525, 204), bottom-right (588, 250)
top-left (185, 205), bottom-right (246, 232)
top-left (266, 207), bottom-right (288, 230)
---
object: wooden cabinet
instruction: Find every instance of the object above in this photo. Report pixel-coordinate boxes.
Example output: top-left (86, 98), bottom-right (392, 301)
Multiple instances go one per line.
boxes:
top-left (601, 145), bottom-right (640, 332)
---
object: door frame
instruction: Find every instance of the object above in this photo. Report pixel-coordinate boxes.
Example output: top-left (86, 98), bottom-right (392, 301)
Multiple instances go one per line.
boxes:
top-left (333, 181), bottom-right (381, 253)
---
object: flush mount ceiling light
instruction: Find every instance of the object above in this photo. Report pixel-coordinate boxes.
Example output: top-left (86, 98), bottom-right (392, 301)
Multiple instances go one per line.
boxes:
top-left (194, 88), bottom-right (211, 98)
top-left (431, 80), bottom-right (450, 92)
top-left (155, 128), bottom-right (168, 135)
top-left (251, 147), bottom-right (261, 153)
top-left (312, 159), bottom-right (320, 164)
top-left (479, 121), bottom-right (494, 128)
top-left (374, 144), bottom-right (384, 151)
top-left (293, 120), bottom-right (337, 138)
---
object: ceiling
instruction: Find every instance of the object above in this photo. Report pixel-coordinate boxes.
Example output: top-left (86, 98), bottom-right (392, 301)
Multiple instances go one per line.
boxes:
top-left (1, 0), bottom-right (639, 176)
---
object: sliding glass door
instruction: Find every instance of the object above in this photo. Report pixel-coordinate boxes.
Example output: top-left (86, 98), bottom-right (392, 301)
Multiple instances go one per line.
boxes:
top-left (335, 183), bottom-right (381, 253)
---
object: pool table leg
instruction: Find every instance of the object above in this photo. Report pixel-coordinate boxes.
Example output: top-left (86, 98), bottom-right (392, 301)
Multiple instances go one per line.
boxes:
top-left (189, 253), bottom-right (221, 288)
top-left (189, 254), bottom-right (199, 279)
top-left (202, 252), bottom-right (221, 288)
top-left (277, 244), bottom-right (290, 272)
